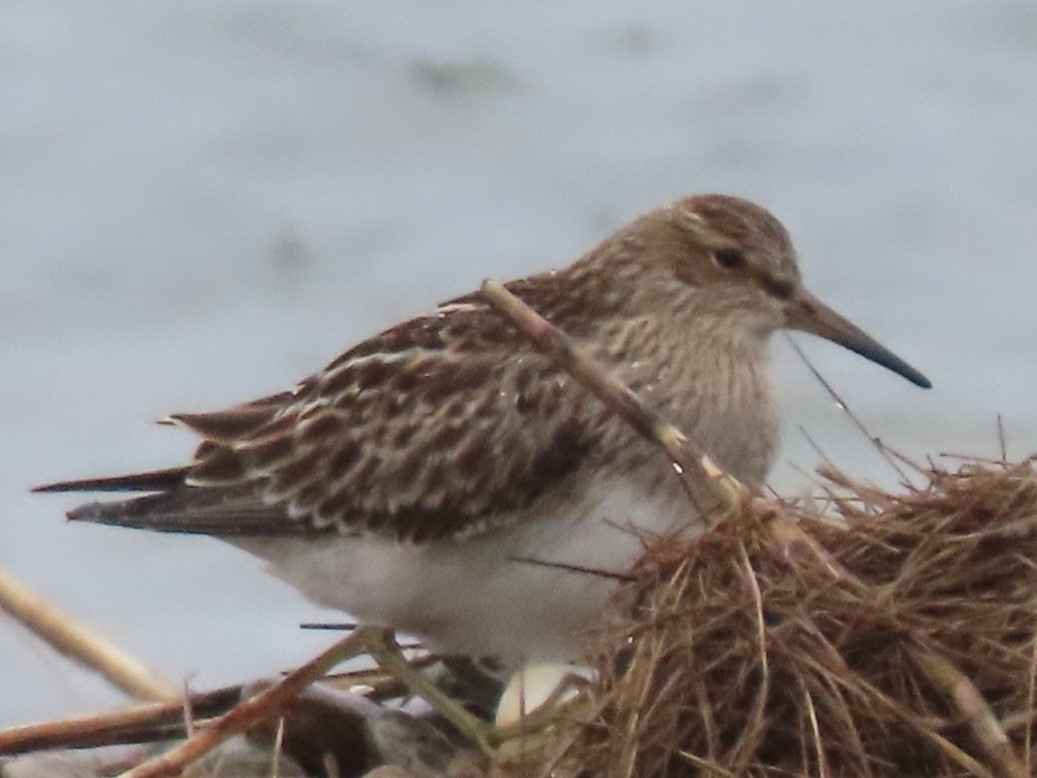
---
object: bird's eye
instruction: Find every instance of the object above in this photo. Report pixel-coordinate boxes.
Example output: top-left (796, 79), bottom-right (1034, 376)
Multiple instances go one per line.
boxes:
top-left (711, 249), bottom-right (745, 270)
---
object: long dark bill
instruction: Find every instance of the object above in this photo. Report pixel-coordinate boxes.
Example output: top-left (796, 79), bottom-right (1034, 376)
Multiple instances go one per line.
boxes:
top-left (786, 288), bottom-right (931, 389)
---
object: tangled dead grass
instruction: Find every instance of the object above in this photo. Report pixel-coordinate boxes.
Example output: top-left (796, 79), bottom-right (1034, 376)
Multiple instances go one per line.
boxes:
top-left (541, 457), bottom-right (1037, 778)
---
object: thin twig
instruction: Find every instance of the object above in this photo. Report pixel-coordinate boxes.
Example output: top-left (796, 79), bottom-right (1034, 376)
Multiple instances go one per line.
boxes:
top-left (1025, 618), bottom-right (1037, 767)
top-left (910, 641), bottom-right (1028, 778)
top-left (365, 631), bottom-right (494, 755)
top-left (785, 334), bottom-right (910, 482)
top-left (270, 716), bottom-right (285, 778)
top-left (730, 544), bottom-right (769, 770)
top-left (0, 687), bottom-right (238, 755)
top-left (798, 424), bottom-right (839, 473)
top-left (798, 677), bottom-right (829, 778)
top-left (506, 555), bottom-right (636, 582)
top-left (118, 626), bottom-right (379, 778)
top-left (0, 565), bottom-right (175, 702)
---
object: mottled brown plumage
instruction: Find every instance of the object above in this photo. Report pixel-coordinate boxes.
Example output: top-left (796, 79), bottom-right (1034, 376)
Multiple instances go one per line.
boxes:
top-left (37, 194), bottom-right (930, 659)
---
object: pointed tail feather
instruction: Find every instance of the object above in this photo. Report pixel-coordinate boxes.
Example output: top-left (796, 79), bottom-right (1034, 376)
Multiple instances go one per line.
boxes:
top-left (35, 465), bottom-right (294, 536)
top-left (33, 467), bottom-right (189, 494)
top-left (64, 488), bottom-right (291, 536)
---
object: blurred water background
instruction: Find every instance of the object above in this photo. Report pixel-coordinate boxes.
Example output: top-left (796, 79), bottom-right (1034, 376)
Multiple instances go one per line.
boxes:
top-left (2, 1), bottom-right (1036, 726)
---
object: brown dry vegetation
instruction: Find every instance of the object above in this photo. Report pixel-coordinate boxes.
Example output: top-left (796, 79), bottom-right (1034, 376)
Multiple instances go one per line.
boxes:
top-left (531, 458), bottom-right (1037, 778)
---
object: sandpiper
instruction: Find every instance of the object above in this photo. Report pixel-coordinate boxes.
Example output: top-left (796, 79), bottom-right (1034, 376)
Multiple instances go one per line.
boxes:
top-left (37, 195), bottom-right (929, 662)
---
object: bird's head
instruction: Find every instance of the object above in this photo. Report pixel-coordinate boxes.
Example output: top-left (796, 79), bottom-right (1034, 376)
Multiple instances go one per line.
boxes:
top-left (585, 193), bottom-right (930, 389)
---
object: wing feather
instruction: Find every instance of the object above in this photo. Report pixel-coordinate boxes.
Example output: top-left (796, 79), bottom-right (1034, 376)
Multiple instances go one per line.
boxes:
top-left (40, 301), bottom-right (613, 543)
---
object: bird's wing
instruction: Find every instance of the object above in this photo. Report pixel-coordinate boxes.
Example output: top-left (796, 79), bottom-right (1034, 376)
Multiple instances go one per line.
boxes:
top-left (38, 303), bottom-right (608, 543)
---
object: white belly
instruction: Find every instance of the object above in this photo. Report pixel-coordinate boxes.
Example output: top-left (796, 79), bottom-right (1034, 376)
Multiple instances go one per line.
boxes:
top-left (230, 477), bottom-right (695, 662)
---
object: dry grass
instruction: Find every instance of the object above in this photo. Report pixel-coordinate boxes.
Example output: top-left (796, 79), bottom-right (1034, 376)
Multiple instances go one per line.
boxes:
top-left (546, 458), bottom-right (1037, 778)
